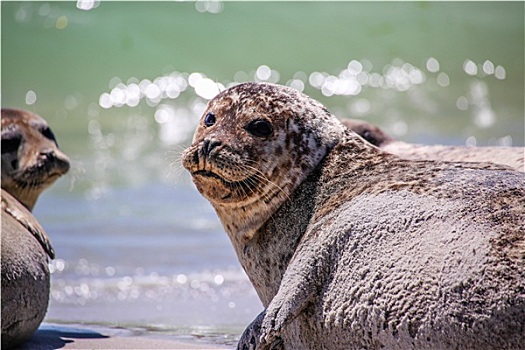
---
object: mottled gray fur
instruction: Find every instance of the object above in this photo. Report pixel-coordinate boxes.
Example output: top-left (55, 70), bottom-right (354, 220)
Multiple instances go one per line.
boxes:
top-left (183, 82), bottom-right (525, 350)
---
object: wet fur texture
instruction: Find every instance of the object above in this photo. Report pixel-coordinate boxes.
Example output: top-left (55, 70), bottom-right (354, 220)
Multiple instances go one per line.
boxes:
top-left (183, 83), bottom-right (525, 350)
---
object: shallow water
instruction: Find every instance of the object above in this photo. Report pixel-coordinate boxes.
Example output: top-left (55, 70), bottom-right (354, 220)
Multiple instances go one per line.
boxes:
top-left (2, 1), bottom-right (524, 346)
top-left (37, 180), bottom-right (261, 345)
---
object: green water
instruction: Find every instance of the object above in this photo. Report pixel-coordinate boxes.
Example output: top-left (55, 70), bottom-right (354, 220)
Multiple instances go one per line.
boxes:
top-left (3, 2), bottom-right (524, 161)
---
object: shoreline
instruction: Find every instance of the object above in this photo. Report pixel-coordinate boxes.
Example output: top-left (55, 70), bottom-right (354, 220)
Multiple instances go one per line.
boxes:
top-left (17, 323), bottom-right (231, 350)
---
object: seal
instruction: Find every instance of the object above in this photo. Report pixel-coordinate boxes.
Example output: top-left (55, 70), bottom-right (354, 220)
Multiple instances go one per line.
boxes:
top-left (1, 108), bottom-right (69, 349)
top-left (342, 118), bottom-right (524, 172)
top-left (1, 108), bottom-right (70, 211)
top-left (182, 83), bottom-right (345, 242)
top-left (1, 190), bottom-right (55, 349)
top-left (182, 82), bottom-right (525, 350)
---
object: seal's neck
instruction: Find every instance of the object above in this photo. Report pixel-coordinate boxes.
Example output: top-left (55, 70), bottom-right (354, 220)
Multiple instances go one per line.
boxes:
top-left (221, 131), bottom-right (387, 305)
top-left (236, 169), bottom-right (322, 305)
top-left (212, 177), bottom-right (300, 246)
top-left (0, 185), bottom-right (40, 212)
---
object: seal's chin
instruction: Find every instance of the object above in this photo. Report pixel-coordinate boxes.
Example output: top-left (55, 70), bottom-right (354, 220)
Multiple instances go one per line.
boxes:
top-left (191, 170), bottom-right (256, 204)
top-left (11, 164), bottom-right (68, 191)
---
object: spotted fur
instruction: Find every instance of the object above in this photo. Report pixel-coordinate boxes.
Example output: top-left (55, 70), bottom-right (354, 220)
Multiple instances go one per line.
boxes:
top-left (182, 82), bottom-right (346, 243)
top-left (182, 82), bottom-right (525, 350)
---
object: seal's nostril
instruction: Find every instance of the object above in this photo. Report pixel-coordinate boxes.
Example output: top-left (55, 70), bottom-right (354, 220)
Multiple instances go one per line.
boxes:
top-left (192, 149), bottom-right (199, 165)
top-left (202, 139), bottom-right (222, 156)
top-left (37, 151), bottom-right (70, 173)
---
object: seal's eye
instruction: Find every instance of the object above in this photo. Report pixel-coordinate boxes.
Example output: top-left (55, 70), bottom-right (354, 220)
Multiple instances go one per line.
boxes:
top-left (41, 127), bottom-right (56, 141)
top-left (362, 131), bottom-right (376, 145)
top-left (245, 119), bottom-right (273, 138)
top-left (1, 137), bottom-right (21, 154)
top-left (203, 112), bottom-right (216, 127)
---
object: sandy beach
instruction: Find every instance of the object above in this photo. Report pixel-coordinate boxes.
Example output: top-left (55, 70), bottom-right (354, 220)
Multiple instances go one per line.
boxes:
top-left (17, 323), bottom-right (230, 350)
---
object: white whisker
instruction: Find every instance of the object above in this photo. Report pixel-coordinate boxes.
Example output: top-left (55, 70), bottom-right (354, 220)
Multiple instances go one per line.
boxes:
top-left (165, 145), bottom-right (190, 183)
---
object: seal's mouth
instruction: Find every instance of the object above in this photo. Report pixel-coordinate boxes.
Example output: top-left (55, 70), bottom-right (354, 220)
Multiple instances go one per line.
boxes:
top-left (192, 169), bottom-right (242, 188)
top-left (191, 168), bottom-right (260, 202)
top-left (193, 170), bottom-right (224, 181)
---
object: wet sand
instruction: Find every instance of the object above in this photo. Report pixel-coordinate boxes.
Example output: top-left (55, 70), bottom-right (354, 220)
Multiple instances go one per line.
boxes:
top-left (17, 323), bottom-right (230, 350)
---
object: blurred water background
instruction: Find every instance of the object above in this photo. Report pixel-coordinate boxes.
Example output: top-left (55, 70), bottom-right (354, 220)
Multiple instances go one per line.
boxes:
top-left (2, 1), bottom-right (524, 346)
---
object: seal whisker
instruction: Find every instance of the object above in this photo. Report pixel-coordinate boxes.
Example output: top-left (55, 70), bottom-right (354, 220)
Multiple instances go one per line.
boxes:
top-left (214, 80), bottom-right (224, 93)
top-left (167, 145), bottom-right (190, 182)
top-left (233, 163), bottom-right (263, 200)
top-left (241, 173), bottom-right (272, 204)
top-left (233, 163), bottom-right (278, 199)
top-left (226, 164), bottom-right (249, 199)
top-left (242, 164), bottom-right (291, 203)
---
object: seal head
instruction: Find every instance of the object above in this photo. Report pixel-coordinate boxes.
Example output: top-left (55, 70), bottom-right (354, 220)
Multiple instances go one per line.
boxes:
top-left (182, 82), bottom-right (345, 242)
top-left (1, 108), bottom-right (70, 211)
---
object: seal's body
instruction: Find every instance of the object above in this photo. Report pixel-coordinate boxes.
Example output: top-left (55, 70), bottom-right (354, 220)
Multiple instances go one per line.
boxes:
top-left (1, 190), bottom-right (54, 349)
top-left (182, 83), bottom-right (525, 350)
top-left (342, 118), bottom-right (524, 172)
top-left (1, 108), bottom-right (69, 349)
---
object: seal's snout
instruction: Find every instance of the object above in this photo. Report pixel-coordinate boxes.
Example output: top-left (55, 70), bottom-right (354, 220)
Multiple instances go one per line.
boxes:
top-left (201, 139), bottom-right (222, 157)
top-left (39, 149), bottom-right (70, 175)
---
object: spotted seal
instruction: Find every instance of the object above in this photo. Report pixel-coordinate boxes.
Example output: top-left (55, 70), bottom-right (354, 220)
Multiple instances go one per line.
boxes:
top-left (1, 108), bottom-right (69, 349)
top-left (342, 118), bottom-right (524, 172)
top-left (182, 82), bottom-right (525, 350)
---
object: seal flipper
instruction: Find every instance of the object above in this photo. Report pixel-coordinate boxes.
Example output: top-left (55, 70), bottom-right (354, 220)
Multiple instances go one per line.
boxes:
top-left (237, 310), bottom-right (284, 350)
top-left (257, 234), bottom-right (330, 347)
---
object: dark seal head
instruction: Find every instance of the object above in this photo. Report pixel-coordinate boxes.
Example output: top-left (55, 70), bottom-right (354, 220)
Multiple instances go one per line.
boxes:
top-left (1, 108), bottom-right (70, 211)
top-left (182, 82), bottom-right (346, 243)
top-left (340, 118), bottom-right (394, 147)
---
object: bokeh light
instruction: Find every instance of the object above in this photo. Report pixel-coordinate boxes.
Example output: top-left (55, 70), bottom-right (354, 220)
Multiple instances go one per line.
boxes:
top-left (25, 90), bottom-right (37, 105)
